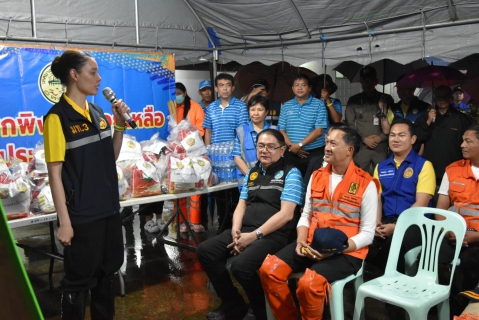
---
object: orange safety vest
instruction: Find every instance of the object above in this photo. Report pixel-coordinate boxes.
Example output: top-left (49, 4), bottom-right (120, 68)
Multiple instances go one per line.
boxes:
top-left (445, 159), bottom-right (479, 231)
top-left (308, 162), bottom-right (378, 260)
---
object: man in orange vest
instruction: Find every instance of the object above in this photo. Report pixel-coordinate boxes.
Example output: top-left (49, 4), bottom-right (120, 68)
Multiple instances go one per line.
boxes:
top-left (437, 123), bottom-right (479, 312)
top-left (259, 123), bottom-right (378, 320)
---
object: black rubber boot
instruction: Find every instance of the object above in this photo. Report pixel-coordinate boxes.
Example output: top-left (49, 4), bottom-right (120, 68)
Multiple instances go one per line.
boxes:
top-left (61, 290), bottom-right (89, 320)
top-left (90, 279), bottom-right (115, 320)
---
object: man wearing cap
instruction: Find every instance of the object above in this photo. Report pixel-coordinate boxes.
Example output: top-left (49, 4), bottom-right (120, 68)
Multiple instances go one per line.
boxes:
top-left (203, 73), bottom-right (249, 232)
top-left (260, 123), bottom-right (378, 320)
top-left (436, 123), bottom-right (479, 308)
top-left (243, 79), bottom-right (282, 126)
top-left (416, 85), bottom-right (470, 186)
top-left (344, 66), bottom-right (394, 172)
top-left (279, 74), bottom-right (328, 177)
top-left (367, 118), bottom-right (435, 272)
top-left (198, 79), bottom-right (214, 111)
top-left (381, 77), bottom-right (431, 153)
top-left (452, 86), bottom-right (470, 114)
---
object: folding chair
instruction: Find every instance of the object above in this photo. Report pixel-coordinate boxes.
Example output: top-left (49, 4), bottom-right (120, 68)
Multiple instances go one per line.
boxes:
top-left (353, 207), bottom-right (466, 320)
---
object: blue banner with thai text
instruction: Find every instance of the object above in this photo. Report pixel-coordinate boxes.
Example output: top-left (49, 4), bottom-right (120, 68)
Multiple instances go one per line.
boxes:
top-left (0, 45), bottom-right (175, 162)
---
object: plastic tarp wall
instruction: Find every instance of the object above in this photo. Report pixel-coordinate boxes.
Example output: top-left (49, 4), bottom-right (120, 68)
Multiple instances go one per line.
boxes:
top-left (0, 0), bottom-right (478, 67)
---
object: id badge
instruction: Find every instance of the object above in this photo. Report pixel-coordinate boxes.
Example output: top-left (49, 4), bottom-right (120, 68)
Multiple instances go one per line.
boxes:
top-left (373, 115), bottom-right (379, 126)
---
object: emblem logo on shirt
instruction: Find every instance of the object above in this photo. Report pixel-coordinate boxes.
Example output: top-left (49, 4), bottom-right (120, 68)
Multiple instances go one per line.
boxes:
top-left (403, 167), bottom-right (414, 178)
top-left (412, 109), bottom-right (418, 114)
top-left (274, 170), bottom-right (284, 179)
top-left (250, 172), bottom-right (259, 181)
top-left (348, 182), bottom-right (359, 194)
top-left (99, 117), bottom-right (107, 129)
top-left (127, 140), bottom-right (136, 149)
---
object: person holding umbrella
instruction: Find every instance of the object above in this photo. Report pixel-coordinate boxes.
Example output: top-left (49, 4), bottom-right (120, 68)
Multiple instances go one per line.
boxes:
top-left (313, 74), bottom-right (342, 124)
top-left (416, 85), bottom-right (470, 186)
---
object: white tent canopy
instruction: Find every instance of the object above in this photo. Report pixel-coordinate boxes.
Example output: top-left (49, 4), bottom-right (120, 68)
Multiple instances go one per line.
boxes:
top-left (1, 0), bottom-right (478, 67)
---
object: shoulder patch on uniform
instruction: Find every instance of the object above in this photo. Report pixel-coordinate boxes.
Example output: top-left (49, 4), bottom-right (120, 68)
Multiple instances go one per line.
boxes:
top-left (348, 182), bottom-right (359, 194)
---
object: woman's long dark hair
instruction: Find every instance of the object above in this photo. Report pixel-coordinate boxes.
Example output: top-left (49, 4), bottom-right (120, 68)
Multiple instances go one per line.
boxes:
top-left (176, 82), bottom-right (191, 119)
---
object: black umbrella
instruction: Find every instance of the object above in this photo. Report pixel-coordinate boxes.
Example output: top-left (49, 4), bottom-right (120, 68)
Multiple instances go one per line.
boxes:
top-left (449, 53), bottom-right (479, 78)
top-left (333, 61), bottom-right (363, 82)
top-left (352, 59), bottom-right (409, 85)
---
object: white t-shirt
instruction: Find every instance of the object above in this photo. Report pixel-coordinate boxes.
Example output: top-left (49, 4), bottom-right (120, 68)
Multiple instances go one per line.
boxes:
top-left (298, 171), bottom-right (378, 250)
top-left (438, 164), bottom-right (479, 195)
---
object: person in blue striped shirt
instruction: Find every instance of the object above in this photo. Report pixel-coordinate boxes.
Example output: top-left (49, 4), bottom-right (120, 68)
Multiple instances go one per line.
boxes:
top-left (203, 73), bottom-right (249, 232)
top-left (279, 74), bottom-right (328, 177)
top-left (197, 129), bottom-right (305, 320)
top-left (203, 73), bottom-right (249, 145)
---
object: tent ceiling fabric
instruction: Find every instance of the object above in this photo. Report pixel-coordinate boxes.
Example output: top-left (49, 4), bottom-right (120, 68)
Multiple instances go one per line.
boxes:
top-left (0, 0), bottom-right (478, 67)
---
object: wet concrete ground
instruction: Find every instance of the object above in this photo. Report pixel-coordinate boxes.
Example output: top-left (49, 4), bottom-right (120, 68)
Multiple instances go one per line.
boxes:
top-left (12, 212), bottom-right (442, 320)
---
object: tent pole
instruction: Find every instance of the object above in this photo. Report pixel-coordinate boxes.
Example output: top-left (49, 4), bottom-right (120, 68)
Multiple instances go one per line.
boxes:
top-left (30, 0), bottom-right (37, 38)
top-left (287, 0), bottom-right (311, 39)
top-left (212, 50), bottom-right (218, 100)
top-left (183, 0), bottom-right (216, 51)
top-left (134, 0), bottom-right (139, 45)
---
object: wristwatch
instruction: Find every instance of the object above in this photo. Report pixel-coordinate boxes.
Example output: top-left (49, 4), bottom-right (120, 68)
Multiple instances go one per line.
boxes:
top-left (298, 142), bottom-right (303, 149)
top-left (255, 229), bottom-right (264, 239)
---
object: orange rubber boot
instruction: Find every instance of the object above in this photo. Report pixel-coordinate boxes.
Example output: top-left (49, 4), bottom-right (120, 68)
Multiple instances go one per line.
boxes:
top-left (296, 268), bottom-right (331, 320)
top-left (259, 254), bottom-right (298, 320)
top-left (189, 194), bottom-right (201, 224)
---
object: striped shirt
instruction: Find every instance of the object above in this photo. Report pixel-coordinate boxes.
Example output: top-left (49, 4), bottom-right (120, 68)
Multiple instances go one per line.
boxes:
top-left (203, 97), bottom-right (249, 143)
top-left (240, 164), bottom-right (305, 206)
top-left (278, 95), bottom-right (328, 149)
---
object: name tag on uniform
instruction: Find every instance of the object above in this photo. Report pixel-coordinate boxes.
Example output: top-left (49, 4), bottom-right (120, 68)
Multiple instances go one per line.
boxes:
top-left (373, 115), bottom-right (379, 126)
top-left (379, 169), bottom-right (395, 179)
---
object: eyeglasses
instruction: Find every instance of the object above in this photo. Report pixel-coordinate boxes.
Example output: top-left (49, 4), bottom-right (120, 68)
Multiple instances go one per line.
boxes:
top-left (257, 144), bottom-right (283, 152)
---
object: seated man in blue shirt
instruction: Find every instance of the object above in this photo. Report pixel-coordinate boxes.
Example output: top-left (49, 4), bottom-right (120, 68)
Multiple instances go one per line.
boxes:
top-left (366, 118), bottom-right (436, 273)
top-left (197, 129), bottom-right (305, 320)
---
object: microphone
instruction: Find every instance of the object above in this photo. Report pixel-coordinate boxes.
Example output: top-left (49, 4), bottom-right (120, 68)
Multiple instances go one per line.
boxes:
top-left (102, 87), bottom-right (137, 129)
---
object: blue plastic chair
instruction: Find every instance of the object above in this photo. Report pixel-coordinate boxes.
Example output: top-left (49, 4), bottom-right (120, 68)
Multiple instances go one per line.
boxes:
top-left (353, 207), bottom-right (466, 320)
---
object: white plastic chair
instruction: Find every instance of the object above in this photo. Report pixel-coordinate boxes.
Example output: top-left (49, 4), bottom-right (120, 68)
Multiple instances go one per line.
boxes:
top-left (282, 261), bottom-right (364, 320)
top-left (353, 207), bottom-right (466, 320)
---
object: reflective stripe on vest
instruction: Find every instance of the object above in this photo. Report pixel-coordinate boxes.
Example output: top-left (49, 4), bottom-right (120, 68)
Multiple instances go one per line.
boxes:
top-left (66, 130), bottom-right (112, 150)
top-left (308, 163), bottom-right (376, 260)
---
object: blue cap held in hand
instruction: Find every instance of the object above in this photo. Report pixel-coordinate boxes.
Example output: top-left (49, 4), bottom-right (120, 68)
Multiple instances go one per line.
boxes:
top-left (310, 227), bottom-right (349, 254)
